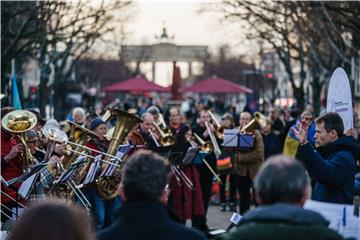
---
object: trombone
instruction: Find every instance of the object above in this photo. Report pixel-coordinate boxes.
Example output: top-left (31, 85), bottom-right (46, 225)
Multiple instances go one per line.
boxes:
top-left (193, 133), bottom-right (213, 153)
top-left (208, 111), bottom-right (224, 139)
top-left (41, 127), bottom-right (122, 167)
top-left (240, 112), bottom-right (267, 133)
top-left (205, 121), bottom-right (222, 157)
top-left (152, 122), bottom-right (174, 147)
top-left (41, 127), bottom-right (93, 210)
top-left (190, 133), bottom-right (222, 184)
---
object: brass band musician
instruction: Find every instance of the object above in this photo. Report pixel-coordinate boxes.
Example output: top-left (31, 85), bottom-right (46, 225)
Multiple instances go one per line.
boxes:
top-left (84, 117), bottom-right (121, 231)
top-left (191, 110), bottom-right (219, 233)
top-left (128, 112), bottom-right (159, 149)
top-left (235, 111), bottom-right (264, 214)
top-left (168, 124), bottom-right (205, 224)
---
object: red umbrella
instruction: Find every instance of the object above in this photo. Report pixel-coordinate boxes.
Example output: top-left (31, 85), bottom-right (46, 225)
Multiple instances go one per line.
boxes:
top-left (103, 76), bottom-right (169, 93)
top-left (184, 76), bottom-right (253, 94)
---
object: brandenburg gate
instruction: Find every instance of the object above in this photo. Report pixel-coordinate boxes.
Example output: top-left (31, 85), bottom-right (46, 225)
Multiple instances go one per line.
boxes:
top-left (120, 27), bottom-right (208, 83)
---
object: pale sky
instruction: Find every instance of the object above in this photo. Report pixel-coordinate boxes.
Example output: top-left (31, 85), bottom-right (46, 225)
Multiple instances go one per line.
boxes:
top-left (123, 0), bottom-right (252, 86)
top-left (129, 0), bottom-right (224, 47)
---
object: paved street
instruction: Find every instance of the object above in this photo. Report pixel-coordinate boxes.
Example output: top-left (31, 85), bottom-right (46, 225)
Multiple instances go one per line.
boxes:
top-left (207, 205), bottom-right (234, 230)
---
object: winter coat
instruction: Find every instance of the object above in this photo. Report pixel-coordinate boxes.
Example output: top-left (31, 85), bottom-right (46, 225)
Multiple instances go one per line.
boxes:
top-left (235, 130), bottom-right (264, 180)
top-left (1, 130), bottom-right (23, 204)
top-left (262, 131), bottom-right (281, 159)
top-left (297, 136), bottom-right (359, 204)
top-left (221, 203), bottom-right (345, 240)
top-left (97, 201), bottom-right (206, 240)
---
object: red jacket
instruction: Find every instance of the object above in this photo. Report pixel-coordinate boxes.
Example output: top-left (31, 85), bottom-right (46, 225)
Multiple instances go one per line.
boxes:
top-left (1, 130), bottom-right (23, 204)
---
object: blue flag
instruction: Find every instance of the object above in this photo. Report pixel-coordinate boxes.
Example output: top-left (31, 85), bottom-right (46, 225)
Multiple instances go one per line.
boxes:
top-left (12, 74), bottom-right (22, 109)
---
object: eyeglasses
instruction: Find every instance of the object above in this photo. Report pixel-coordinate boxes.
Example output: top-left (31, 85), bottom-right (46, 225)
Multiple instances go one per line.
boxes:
top-left (303, 117), bottom-right (313, 121)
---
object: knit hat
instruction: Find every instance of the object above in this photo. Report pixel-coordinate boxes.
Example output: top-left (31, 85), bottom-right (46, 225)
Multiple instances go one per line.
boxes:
top-left (90, 117), bottom-right (106, 130)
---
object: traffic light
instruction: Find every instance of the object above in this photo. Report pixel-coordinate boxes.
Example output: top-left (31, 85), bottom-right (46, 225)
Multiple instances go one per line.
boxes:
top-left (266, 73), bottom-right (273, 79)
top-left (30, 86), bottom-right (37, 94)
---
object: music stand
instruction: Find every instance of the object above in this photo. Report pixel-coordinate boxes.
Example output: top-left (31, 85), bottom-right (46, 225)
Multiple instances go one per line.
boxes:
top-left (1, 163), bottom-right (45, 221)
top-left (153, 146), bottom-right (172, 159)
top-left (182, 147), bottom-right (200, 165)
top-left (193, 151), bottom-right (208, 164)
top-left (7, 163), bottom-right (47, 186)
top-left (54, 158), bottom-right (88, 185)
top-left (222, 129), bottom-right (239, 148)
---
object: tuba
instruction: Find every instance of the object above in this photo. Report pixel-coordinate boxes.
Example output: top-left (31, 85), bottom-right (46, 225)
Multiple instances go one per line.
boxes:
top-left (96, 108), bottom-right (142, 200)
top-left (1, 110), bottom-right (38, 170)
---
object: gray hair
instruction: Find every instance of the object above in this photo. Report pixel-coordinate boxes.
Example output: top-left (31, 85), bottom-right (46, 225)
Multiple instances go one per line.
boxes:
top-left (140, 112), bottom-right (153, 121)
top-left (122, 150), bottom-right (171, 202)
top-left (147, 106), bottom-right (160, 116)
top-left (254, 155), bottom-right (310, 205)
top-left (72, 107), bottom-right (85, 117)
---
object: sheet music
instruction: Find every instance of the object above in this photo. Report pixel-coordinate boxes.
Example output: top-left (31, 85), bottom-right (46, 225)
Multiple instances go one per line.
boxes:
top-left (18, 173), bottom-right (38, 199)
top-left (100, 145), bottom-right (132, 177)
top-left (223, 129), bottom-right (239, 147)
top-left (0, 176), bottom-right (9, 187)
top-left (7, 163), bottom-right (46, 185)
top-left (53, 156), bottom-right (87, 184)
top-left (11, 208), bottom-right (26, 221)
top-left (83, 155), bottom-right (101, 185)
top-left (304, 200), bottom-right (360, 239)
top-left (182, 147), bottom-right (199, 165)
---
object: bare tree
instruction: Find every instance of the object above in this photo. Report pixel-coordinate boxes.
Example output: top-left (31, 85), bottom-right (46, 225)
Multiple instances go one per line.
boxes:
top-left (202, 1), bottom-right (360, 113)
top-left (1, 0), bottom-right (134, 119)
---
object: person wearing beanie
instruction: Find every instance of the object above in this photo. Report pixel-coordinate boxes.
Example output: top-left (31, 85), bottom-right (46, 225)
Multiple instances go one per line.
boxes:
top-left (85, 117), bottom-right (121, 232)
top-left (90, 117), bottom-right (106, 132)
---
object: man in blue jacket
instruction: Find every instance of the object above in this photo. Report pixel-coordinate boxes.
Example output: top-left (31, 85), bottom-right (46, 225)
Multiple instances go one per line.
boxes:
top-left (291, 112), bottom-right (359, 204)
top-left (97, 150), bottom-right (206, 240)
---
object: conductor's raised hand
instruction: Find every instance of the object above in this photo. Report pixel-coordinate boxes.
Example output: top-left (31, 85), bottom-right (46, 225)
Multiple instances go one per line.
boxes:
top-left (290, 120), bottom-right (309, 145)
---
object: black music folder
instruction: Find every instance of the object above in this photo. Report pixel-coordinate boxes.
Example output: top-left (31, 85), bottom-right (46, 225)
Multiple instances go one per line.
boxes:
top-left (182, 147), bottom-right (200, 165)
top-left (55, 156), bottom-right (88, 184)
top-left (153, 146), bottom-right (172, 159)
top-left (7, 163), bottom-right (47, 186)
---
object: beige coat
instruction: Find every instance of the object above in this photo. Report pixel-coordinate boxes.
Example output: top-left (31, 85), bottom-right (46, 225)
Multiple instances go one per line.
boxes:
top-left (235, 129), bottom-right (264, 180)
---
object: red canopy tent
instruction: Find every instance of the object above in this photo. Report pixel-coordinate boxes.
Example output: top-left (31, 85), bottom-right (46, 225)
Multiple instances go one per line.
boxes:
top-left (103, 76), bottom-right (169, 93)
top-left (184, 76), bottom-right (253, 94)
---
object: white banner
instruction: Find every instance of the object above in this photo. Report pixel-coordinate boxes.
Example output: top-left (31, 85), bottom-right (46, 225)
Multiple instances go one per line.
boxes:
top-left (326, 67), bottom-right (353, 132)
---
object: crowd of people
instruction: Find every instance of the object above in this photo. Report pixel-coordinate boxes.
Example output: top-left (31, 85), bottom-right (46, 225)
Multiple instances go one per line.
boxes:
top-left (1, 99), bottom-right (360, 239)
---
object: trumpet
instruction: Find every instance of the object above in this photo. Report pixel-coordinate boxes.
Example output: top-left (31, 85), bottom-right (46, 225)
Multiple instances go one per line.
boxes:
top-left (208, 111), bottom-right (224, 139)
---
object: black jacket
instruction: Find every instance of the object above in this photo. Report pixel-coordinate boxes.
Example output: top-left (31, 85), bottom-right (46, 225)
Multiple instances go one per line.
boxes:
top-left (97, 201), bottom-right (205, 240)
